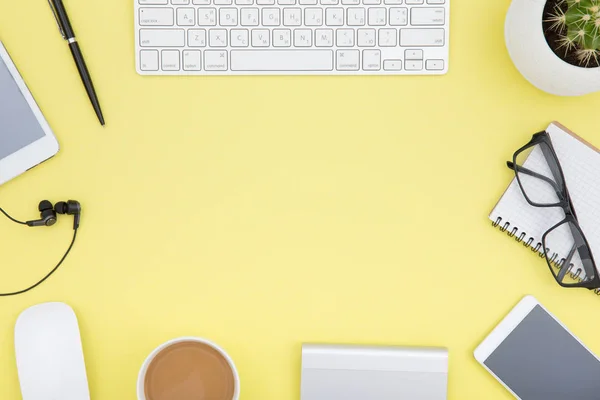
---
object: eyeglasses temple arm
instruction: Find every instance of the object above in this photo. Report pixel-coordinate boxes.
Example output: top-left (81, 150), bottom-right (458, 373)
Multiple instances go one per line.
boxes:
top-left (506, 161), bottom-right (563, 196)
top-left (556, 234), bottom-right (596, 283)
top-left (574, 237), bottom-right (596, 281)
top-left (557, 245), bottom-right (577, 282)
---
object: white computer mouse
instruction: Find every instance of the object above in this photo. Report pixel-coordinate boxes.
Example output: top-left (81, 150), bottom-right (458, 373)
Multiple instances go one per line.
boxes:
top-left (14, 302), bottom-right (91, 400)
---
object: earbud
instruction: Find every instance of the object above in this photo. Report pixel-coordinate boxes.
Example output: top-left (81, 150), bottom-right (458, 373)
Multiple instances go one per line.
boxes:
top-left (25, 200), bottom-right (81, 230)
top-left (26, 200), bottom-right (57, 227)
top-left (54, 200), bottom-right (81, 230)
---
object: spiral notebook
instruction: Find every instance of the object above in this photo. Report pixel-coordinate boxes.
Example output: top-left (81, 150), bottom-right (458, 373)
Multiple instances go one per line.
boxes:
top-left (489, 122), bottom-right (600, 287)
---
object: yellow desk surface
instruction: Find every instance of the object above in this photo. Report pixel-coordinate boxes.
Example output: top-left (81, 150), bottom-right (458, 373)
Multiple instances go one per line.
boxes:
top-left (2, 1), bottom-right (600, 399)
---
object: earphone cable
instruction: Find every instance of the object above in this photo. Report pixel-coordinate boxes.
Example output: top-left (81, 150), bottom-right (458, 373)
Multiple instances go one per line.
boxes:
top-left (0, 206), bottom-right (27, 225)
top-left (0, 229), bottom-right (78, 296)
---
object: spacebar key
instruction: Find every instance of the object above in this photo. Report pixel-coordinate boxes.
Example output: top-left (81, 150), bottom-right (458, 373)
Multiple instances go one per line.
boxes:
top-left (231, 50), bottom-right (334, 71)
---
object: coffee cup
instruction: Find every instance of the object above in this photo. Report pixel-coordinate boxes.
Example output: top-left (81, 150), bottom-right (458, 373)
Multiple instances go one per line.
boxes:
top-left (137, 336), bottom-right (240, 400)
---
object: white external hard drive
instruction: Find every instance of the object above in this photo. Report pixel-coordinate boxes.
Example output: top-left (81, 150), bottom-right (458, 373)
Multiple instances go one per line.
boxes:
top-left (301, 344), bottom-right (448, 400)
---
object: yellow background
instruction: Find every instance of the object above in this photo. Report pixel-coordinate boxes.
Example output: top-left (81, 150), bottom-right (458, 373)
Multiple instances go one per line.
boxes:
top-left (2, 0), bottom-right (600, 399)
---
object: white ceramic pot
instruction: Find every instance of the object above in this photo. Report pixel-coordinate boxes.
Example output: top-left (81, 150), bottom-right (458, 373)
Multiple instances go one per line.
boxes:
top-left (505, 0), bottom-right (600, 96)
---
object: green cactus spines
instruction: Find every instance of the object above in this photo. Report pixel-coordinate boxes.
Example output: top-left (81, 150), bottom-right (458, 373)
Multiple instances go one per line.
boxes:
top-left (547, 0), bottom-right (600, 66)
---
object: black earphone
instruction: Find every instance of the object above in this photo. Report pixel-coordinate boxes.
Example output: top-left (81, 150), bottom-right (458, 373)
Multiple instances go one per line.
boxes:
top-left (25, 200), bottom-right (57, 227)
top-left (0, 200), bottom-right (81, 296)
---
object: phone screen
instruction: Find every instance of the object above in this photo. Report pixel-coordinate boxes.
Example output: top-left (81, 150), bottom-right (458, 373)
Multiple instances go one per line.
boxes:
top-left (484, 305), bottom-right (600, 400)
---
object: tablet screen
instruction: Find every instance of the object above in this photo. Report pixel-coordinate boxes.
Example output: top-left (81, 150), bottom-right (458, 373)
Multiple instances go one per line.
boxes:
top-left (0, 57), bottom-right (46, 160)
top-left (484, 305), bottom-right (600, 400)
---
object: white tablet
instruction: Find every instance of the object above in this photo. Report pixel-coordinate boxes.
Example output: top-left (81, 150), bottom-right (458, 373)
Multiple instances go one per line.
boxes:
top-left (474, 295), bottom-right (600, 400)
top-left (0, 41), bottom-right (59, 186)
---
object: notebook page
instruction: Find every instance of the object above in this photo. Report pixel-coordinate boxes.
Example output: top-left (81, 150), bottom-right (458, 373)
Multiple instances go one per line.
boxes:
top-left (489, 123), bottom-right (600, 279)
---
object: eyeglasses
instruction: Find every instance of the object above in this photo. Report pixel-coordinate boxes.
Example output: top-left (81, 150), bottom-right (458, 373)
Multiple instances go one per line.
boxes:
top-left (508, 131), bottom-right (600, 290)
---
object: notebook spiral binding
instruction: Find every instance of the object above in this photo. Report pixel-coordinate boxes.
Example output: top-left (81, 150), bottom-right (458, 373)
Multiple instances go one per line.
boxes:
top-left (492, 217), bottom-right (600, 296)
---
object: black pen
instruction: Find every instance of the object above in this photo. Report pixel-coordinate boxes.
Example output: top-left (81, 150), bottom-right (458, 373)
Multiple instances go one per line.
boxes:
top-left (48, 0), bottom-right (105, 126)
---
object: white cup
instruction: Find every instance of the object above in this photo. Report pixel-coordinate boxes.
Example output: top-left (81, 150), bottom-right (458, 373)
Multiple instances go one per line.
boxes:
top-left (137, 336), bottom-right (240, 400)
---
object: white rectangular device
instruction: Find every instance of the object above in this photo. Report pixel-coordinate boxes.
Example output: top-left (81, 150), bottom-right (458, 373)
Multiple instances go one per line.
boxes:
top-left (474, 295), bottom-right (600, 400)
top-left (301, 343), bottom-right (448, 400)
top-left (134, 0), bottom-right (449, 75)
top-left (0, 41), bottom-right (59, 186)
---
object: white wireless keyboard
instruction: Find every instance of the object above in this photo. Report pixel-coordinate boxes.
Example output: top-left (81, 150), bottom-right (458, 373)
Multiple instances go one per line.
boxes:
top-left (134, 0), bottom-right (449, 75)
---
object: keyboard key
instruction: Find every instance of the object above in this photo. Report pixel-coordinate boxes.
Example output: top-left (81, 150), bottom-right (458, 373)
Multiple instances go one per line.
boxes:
top-left (336, 50), bottom-right (359, 70)
top-left (357, 29), bottom-right (375, 46)
top-left (342, 0), bottom-right (360, 4)
top-left (321, 0), bottom-right (339, 4)
top-left (214, 0), bottom-right (233, 4)
top-left (383, 59), bottom-right (402, 70)
top-left (284, 8), bottom-right (302, 26)
top-left (405, 60), bottom-right (423, 70)
top-left (140, 50), bottom-right (159, 71)
top-left (362, 49), bottom-right (380, 70)
top-left (231, 29), bottom-right (250, 46)
top-left (172, 0), bottom-right (190, 4)
top-left (384, 0), bottom-right (402, 4)
top-left (400, 28), bottom-right (444, 46)
top-left (363, 0), bottom-right (380, 4)
top-left (139, 0), bottom-right (168, 4)
top-left (279, 0), bottom-right (296, 4)
top-left (273, 29), bottom-right (292, 47)
top-left (262, 8), bottom-right (281, 26)
top-left (241, 8), bottom-right (259, 26)
top-left (230, 50), bottom-right (333, 71)
top-left (305, 8), bottom-right (323, 26)
top-left (294, 29), bottom-right (312, 46)
top-left (325, 8), bottom-right (344, 26)
top-left (183, 50), bottom-right (202, 70)
top-left (299, 0), bottom-right (318, 5)
top-left (188, 29), bottom-right (207, 46)
top-left (193, 0), bottom-right (211, 3)
top-left (368, 8), bottom-right (386, 25)
top-left (177, 8), bottom-right (195, 25)
top-left (411, 7), bottom-right (445, 25)
top-left (405, 49), bottom-right (423, 59)
top-left (378, 28), bottom-right (397, 46)
top-left (427, 0), bottom-right (444, 3)
top-left (235, 0), bottom-right (253, 4)
top-left (315, 29), bottom-right (334, 46)
top-left (204, 50), bottom-right (228, 70)
top-left (405, 0), bottom-right (423, 3)
top-left (219, 8), bottom-right (238, 26)
top-left (257, 0), bottom-right (275, 4)
top-left (161, 50), bottom-right (180, 70)
top-left (425, 59), bottom-right (444, 70)
top-left (347, 8), bottom-right (365, 26)
top-left (139, 8), bottom-right (174, 26)
top-left (252, 29), bottom-right (270, 46)
top-left (198, 8), bottom-right (217, 26)
top-left (389, 8), bottom-right (408, 26)
top-left (209, 29), bottom-right (228, 46)
top-left (336, 29), bottom-right (354, 47)
top-left (140, 29), bottom-right (185, 47)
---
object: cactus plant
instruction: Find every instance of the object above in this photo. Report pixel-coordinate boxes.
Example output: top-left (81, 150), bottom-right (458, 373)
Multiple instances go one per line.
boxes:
top-left (546, 0), bottom-right (600, 66)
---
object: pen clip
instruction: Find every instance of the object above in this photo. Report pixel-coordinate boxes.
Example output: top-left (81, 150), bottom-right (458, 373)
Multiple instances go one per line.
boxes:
top-left (47, 0), bottom-right (66, 39)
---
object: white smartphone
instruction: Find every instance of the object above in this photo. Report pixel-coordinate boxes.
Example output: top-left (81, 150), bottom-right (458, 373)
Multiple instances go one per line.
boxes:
top-left (474, 295), bottom-right (600, 399)
top-left (0, 41), bottom-right (59, 186)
